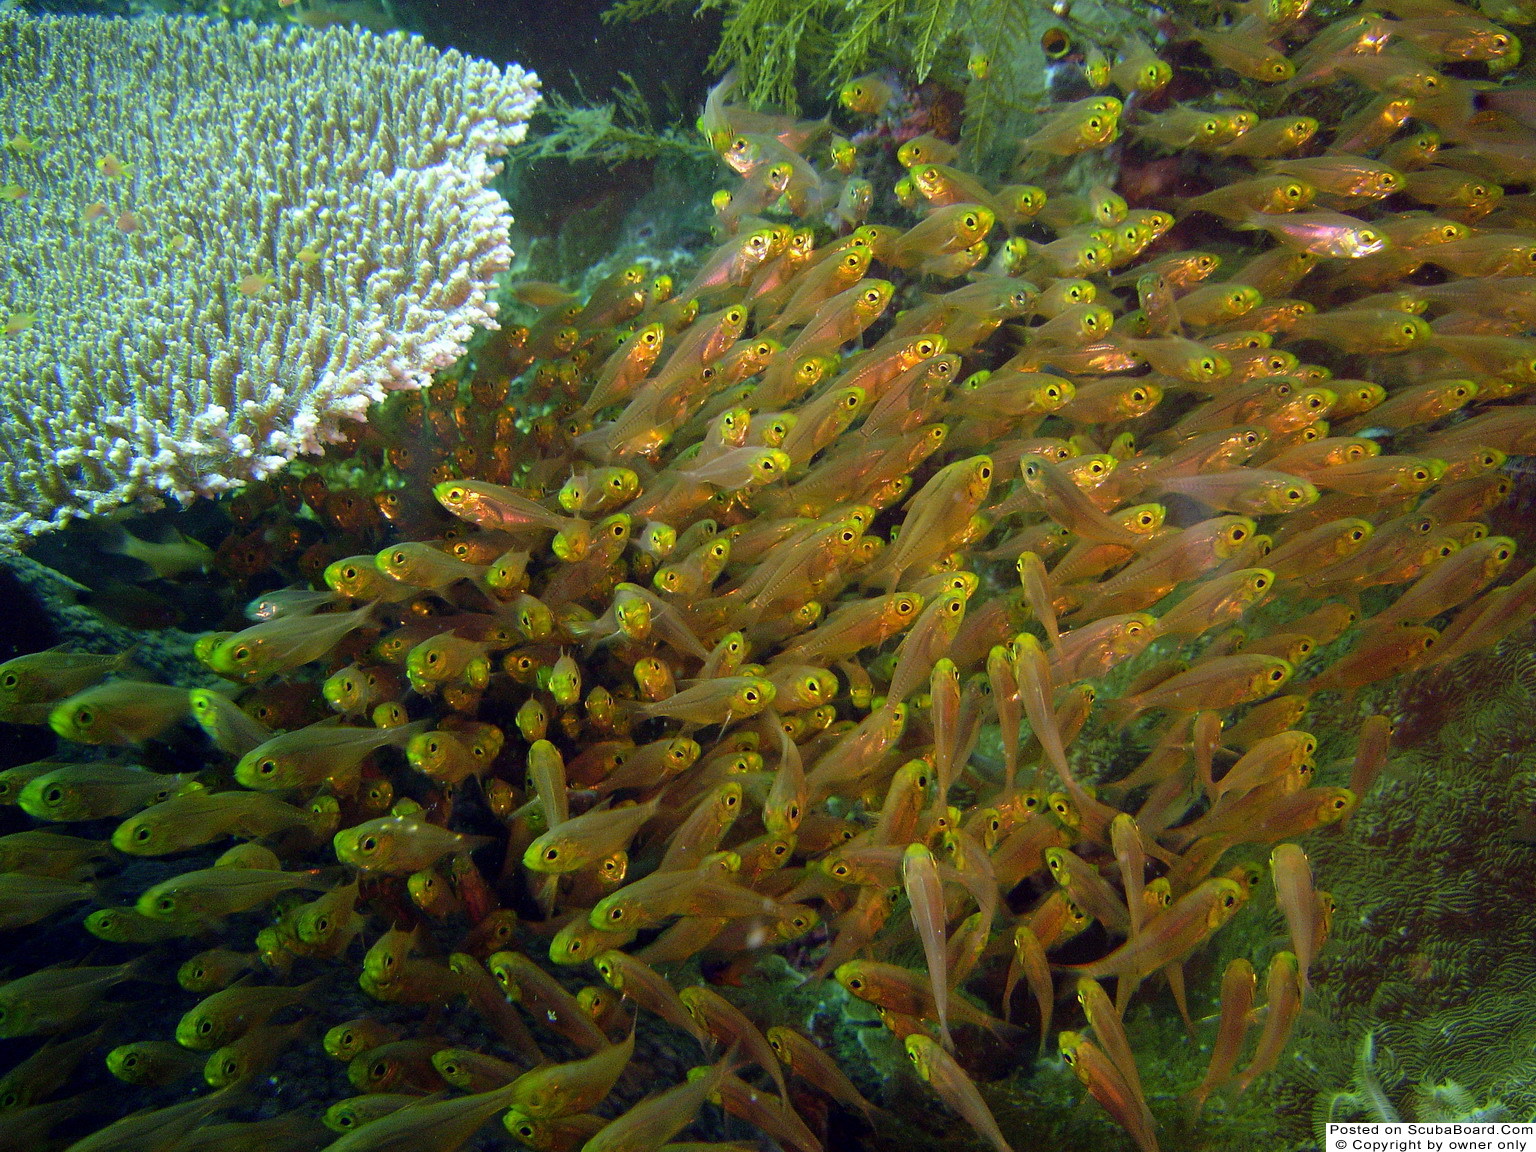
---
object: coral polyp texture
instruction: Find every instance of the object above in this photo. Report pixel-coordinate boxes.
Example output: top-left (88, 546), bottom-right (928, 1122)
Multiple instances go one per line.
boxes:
top-left (0, 13), bottom-right (539, 543)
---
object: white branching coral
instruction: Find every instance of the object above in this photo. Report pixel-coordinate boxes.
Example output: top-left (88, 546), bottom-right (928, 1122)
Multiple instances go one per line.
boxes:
top-left (0, 12), bottom-right (539, 542)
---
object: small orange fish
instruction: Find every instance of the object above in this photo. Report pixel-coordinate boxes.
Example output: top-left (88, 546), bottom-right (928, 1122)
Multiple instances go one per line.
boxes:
top-left (96, 153), bottom-right (132, 178)
top-left (1303, 624), bottom-right (1439, 700)
top-left (1186, 957), bottom-right (1257, 1117)
top-left (1064, 878), bottom-right (1245, 981)
top-left (1349, 714), bottom-right (1395, 798)
top-left (1110, 654), bottom-right (1294, 721)
top-left (1213, 730), bottom-right (1316, 805)
top-left (766, 1025), bottom-right (880, 1122)
top-left (903, 842), bottom-right (954, 1050)
top-left (1371, 536), bottom-right (1515, 627)
top-left (1060, 1030), bottom-right (1162, 1152)
top-left (906, 1035), bottom-right (1016, 1152)
top-left (1232, 952), bottom-right (1303, 1094)
top-left (1076, 977), bottom-right (1149, 1127)
top-left (1020, 96), bottom-right (1122, 156)
top-left (839, 73), bottom-right (895, 116)
top-left (237, 273), bottom-right (275, 296)
top-left (1270, 843), bottom-right (1318, 993)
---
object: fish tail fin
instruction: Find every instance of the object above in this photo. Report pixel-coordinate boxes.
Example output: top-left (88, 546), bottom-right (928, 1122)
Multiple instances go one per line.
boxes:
top-left (978, 1011), bottom-right (1030, 1046)
top-left (1183, 1087), bottom-right (1210, 1123)
top-left (1103, 696), bottom-right (1143, 728)
top-left (1114, 974), bottom-right (1136, 1016)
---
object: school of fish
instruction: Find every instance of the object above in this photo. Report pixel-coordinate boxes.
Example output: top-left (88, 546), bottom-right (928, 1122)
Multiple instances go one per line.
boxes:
top-left (0, 2), bottom-right (1534, 1149)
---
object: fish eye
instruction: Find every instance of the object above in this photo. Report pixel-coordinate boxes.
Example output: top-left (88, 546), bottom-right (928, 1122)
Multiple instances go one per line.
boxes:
top-left (979, 464), bottom-right (992, 479)
top-left (1087, 116), bottom-right (1103, 131)
top-left (44, 785), bottom-right (62, 804)
top-left (198, 1018), bottom-right (213, 1034)
top-left (257, 759), bottom-right (278, 776)
top-left (1223, 893), bottom-right (1237, 907)
top-left (134, 826), bottom-right (152, 842)
top-left (359, 835), bottom-right (379, 853)
top-left (0, 673), bottom-right (15, 688)
top-left (1269, 667), bottom-right (1286, 681)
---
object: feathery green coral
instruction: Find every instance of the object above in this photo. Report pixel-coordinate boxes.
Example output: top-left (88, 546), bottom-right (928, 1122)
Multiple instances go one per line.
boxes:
top-left (602, 0), bottom-right (1044, 111)
top-left (603, 0), bottom-right (1157, 170)
top-left (512, 73), bottom-right (715, 167)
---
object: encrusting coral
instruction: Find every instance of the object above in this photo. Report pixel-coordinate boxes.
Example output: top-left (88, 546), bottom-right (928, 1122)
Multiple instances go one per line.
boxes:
top-left (1276, 636), bottom-right (1536, 1145)
top-left (0, 13), bottom-right (539, 543)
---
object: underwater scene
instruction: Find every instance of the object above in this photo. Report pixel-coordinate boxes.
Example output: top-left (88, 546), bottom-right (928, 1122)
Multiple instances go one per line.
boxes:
top-left (1, 0), bottom-right (1535, 1148)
